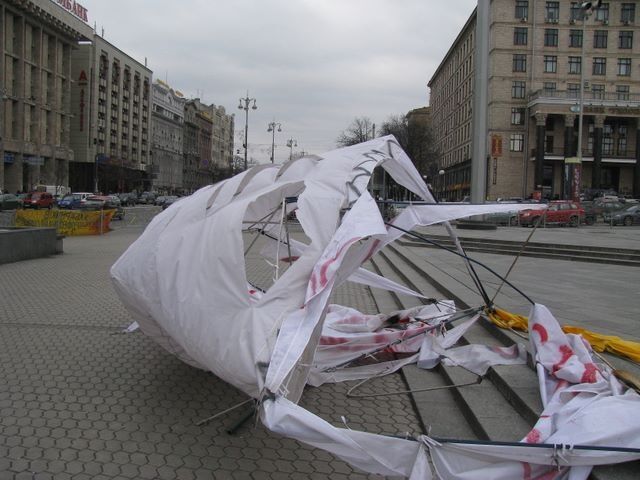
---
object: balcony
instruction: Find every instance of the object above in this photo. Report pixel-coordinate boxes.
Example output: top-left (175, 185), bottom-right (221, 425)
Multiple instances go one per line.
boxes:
top-left (529, 89), bottom-right (640, 110)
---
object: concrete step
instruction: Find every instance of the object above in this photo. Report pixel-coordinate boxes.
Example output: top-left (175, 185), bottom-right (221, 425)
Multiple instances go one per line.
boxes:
top-left (378, 242), bottom-right (640, 479)
top-left (370, 250), bottom-right (534, 442)
top-left (379, 247), bottom-right (543, 430)
top-left (401, 235), bottom-right (640, 267)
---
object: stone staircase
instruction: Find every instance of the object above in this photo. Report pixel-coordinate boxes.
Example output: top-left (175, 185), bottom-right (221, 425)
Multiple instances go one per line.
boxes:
top-left (401, 234), bottom-right (640, 267)
top-left (366, 242), bottom-right (639, 479)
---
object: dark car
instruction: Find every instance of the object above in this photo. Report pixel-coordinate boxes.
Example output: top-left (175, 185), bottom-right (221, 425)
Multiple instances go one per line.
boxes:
top-left (0, 193), bottom-right (23, 211)
top-left (23, 192), bottom-right (55, 209)
top-left (519, 201), bottom-right (584, 227)
top-left (138, 192), bottom-right (156, 204)
top-left (161, 196), bottom-right (179, 210)
top-left (57, 193), bottom-right (84, 209)
top-left (604, 205), bottom-right (640, 226)
top-left (118, 192), bottom-right (137, 206)
top-left (82, 195), bottom-right (125, 220)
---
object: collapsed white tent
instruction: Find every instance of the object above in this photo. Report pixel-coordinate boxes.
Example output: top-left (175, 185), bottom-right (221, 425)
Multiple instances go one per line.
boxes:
top-left (111, 136), bottom-right (639, 478)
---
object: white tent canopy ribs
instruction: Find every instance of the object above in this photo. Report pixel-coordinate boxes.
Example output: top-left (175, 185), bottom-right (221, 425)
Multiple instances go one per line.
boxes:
top-left (111, 136), bottom-right (639, 478)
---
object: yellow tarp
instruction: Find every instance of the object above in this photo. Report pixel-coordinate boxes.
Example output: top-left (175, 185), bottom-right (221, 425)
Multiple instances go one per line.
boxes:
top-left (15, 209), bottom-right (114, 236)
top-left (487, 307), bottom-right (640, 364)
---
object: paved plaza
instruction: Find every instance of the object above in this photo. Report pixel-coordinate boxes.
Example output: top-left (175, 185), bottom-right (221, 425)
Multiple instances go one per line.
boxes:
top-left (2, 210), bottom-right (639, 479)
top-left (0, 218), bottom-right (419, 480)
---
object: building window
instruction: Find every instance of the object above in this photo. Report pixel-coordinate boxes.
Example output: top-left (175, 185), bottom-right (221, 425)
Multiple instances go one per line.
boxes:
top-left (569, 29), bottom-right (583, 47)
top-left (516, 0), bottom-right (529, 19)
top-left (510, 134), bottom-right (524, 152)
top-left (595, 2), bottom-right (609, 22)
top-left (618, 58), bottom-right (632, 76)
top-left (567, 83), bottom-right (580, 98)
top-left (544, 55), bottom-right (557, 73)
top-left (513, 54), bottom-right (527, 72)
top-left (616, 85), bottom-right (630, 100)
top-left (512, 81), bottom-right (526, 98)
top-left (618, 125), bottom-right (628, 155)
top-left (568, 56), bottom-right (582, 74)
top-left (545, 1), bottom-right (559, 22)
top-left (544, 29), bottom-right (558, 46)
top-left (593, 57), bottom-right (606, 75)
top-left (511, 108), bottom-right (525, 125)
top-left (514, 27), bottom-right (528, 45)
top-left (545, 135), bottom-right (554, 154)
top-left (570, 2), bottom-right (584, 21)
top-left (619, 31), bottom-right (633, 48)
top-left (543, 82), bottom-right (557, 93)
top-left (593, 30), bottom-right (608, 48)
top-left (591, 84), bottom-right (605, 99)
top-left (602, 125), bottom-right (613, 155)
top-left (621, 3), bottom-right (635, 23)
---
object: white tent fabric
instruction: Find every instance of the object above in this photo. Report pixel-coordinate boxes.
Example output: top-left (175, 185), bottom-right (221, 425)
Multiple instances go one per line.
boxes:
top-left (111, 137), bottom-right (637, 478)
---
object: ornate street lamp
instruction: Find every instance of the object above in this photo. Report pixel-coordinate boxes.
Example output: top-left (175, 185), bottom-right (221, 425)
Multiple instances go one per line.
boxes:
top-left (267, 121), bottom-right (282, 164)
top-left (238, 93), bottom-right (257, 171)
top-left (286, 138), bottom-right (297, 161)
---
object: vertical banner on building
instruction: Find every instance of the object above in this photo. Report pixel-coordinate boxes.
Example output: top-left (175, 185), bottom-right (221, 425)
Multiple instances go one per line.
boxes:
top-left (564, 157), bottom-right (582, 202)
top-left (78, 70), bottom-right (88, 132)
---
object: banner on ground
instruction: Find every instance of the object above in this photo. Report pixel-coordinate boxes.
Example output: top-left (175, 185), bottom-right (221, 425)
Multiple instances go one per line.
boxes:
top-left (15, 209), bottom-right (114, 236)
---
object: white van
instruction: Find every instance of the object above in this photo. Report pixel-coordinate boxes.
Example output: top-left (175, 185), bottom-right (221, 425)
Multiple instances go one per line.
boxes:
top-left (35, 185), bottom-right (70, 199)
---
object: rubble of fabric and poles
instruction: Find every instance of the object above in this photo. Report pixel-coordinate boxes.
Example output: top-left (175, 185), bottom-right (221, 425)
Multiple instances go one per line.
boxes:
top-left (111, 136), bottom-right (640, 479)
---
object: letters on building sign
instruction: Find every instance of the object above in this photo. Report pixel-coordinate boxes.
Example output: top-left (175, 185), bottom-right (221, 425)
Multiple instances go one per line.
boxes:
top-left (55, 0), bottom-right (89, 23)
top-left (79, 88), bottom-right (85, 131)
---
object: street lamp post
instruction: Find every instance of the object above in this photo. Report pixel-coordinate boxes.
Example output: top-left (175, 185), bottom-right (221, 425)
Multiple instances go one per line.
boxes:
top-left (577, 1), bottom-right (600, 193)
top-left (267, 121), bottom-right (282, 163)
top-left (238, 93), bottom-right (257, 171)
top-left (286, 138), bottom-right (297, 161)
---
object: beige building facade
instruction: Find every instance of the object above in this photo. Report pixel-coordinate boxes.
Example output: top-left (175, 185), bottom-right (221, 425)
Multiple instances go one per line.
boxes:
top-left (1, 0), bottom-right (92, 194)
top-left (69, 34), bottom-right (152, 193)
top-left (151, 80), bottom-right (185, 193)
top-left (429, 0), bottom-right (640, 201)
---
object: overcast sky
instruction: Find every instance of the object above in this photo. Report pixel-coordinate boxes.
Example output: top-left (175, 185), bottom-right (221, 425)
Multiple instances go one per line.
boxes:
top-left (80, 0), bottom-right (477, 164)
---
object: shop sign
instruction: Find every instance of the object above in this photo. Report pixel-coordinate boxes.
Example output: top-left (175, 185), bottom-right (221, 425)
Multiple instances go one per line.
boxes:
top-left (53, 0), bottom-right (89, 22)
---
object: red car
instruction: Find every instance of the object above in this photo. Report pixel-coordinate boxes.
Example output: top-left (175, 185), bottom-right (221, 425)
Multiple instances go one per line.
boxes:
top-left (22, 191), bottom-right (55, 209)
top-left (519, 201), bottom-right (585, 227)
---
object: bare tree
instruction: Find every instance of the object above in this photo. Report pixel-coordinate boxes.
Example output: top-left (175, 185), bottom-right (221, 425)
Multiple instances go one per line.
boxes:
top-left (381, 112), bottom-right (439, 177)
top-left (336, 117), bottom-right (375, 147)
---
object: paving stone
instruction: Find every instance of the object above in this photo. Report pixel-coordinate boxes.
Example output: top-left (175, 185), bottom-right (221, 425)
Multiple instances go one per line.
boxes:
top-left (0, 220), bottom-right (418, 479)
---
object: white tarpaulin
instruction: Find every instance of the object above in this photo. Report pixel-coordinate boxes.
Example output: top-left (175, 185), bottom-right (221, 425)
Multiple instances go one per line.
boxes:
top-left (111, 136), bottom-right (638, 478)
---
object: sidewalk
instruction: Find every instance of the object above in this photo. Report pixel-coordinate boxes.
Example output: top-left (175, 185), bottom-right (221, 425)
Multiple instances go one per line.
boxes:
top-left (0, 225), bottom-right (417, 479)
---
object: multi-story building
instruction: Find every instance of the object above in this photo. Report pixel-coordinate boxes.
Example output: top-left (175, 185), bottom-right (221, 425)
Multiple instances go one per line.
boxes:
top-left (151, 80), bottom-right (185, 193)
top-left (1, 0), bottom-right (92, 194)
top-left (183, 99), bottom-right (213, 192)
top-left (69, 34), bottom-right (153, 193)
top-left (429, 0), bottom-right (640, 201)
top-left (209, 104), bottom-right (234, 172)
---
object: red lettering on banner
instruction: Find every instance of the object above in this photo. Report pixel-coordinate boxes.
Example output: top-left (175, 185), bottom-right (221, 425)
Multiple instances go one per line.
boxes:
top-left (57, 0), bottom-right (89, 23)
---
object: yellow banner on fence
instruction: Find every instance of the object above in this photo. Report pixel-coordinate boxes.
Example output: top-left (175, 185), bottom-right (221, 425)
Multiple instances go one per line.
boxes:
top-left (15, 209), bottom-right (115, 236)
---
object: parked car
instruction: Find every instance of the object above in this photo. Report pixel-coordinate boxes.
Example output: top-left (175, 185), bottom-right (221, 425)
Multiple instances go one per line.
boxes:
top-left (118, 192), bottom-right (137, 206)
top-left (57, 192), bottom-right (92, 209)
top-left (581, 188), bottom-right (618, 201)
top-left (0, 193), bottom-right (23, 210)
top-left (138, 191), bottom-right (156, 204)
top-left (22, 191), bottom-right (55, 209)
top-left (154, 195), bottom-right (168, 206)
top-left (604, 205), bottom-right (640, 226)
top-left (81, 195), bottom-right (125, 220)
top-left (582, 198), bottom-right (626, 223)
top-left (161, 196), bottom-right (179, 210)
top-left (519, 201), bottom-right (585, 227)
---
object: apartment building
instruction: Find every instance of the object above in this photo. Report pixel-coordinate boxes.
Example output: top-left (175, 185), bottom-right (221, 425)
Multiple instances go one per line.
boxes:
top-left (151, 80), bottom-right (185, 193)
top-left (209, 104), bottom-right (234, 172)
top-left (1, 0), bottom-right (92, 194)
top-left (69, 34), bottom-right (153, 193)
top-left (183, 99), bottom-right (213, 192)
top-left (429, 0), bottom-right (640, 201)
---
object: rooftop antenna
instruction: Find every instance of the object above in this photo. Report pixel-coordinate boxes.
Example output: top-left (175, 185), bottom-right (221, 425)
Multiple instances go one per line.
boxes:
top-left (93, 21), bottom-right (96, 32)
top-left (101, 27), bottom-right (104, 37)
